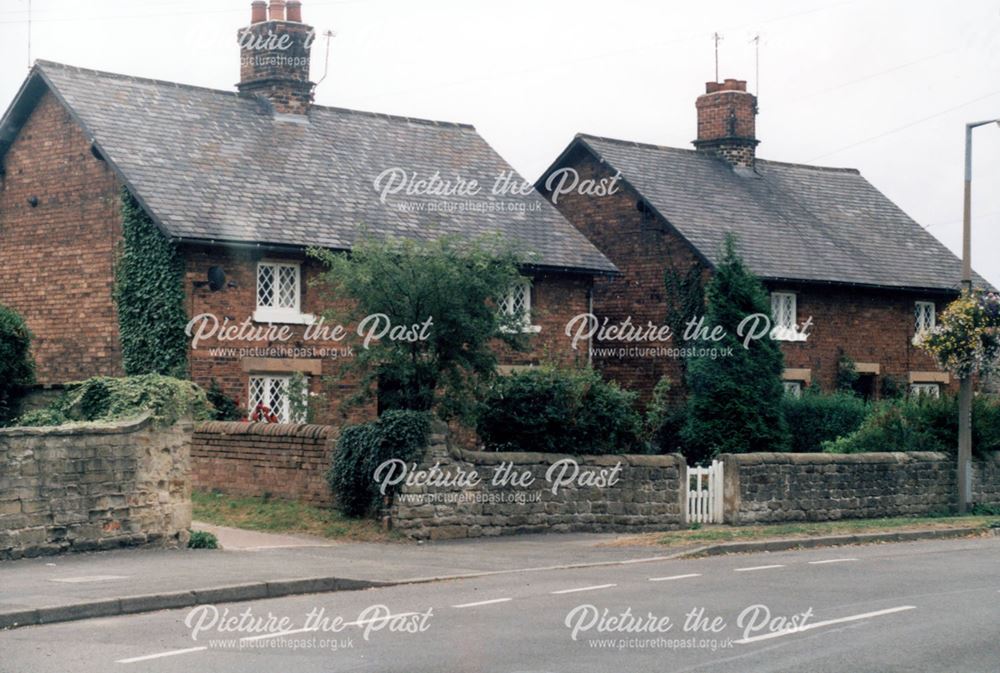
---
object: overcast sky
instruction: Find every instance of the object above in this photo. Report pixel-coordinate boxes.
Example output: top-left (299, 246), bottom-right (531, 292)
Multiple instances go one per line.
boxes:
top-left (1, 0), bottom-right (998, 287)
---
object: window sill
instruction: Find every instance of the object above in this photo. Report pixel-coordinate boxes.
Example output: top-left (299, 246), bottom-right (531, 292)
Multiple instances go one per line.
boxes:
top-left (501, 325), bottom-right (542, 335)
top-left (253, 309), bottom-right (315, 325)
top-left (772, 329), bottom-right (808, 343)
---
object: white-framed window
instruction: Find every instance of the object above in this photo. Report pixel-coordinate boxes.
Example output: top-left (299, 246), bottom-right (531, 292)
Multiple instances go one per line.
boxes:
top-left (770, 292), bottom-right (806, 341)
top-left (909, 382), bottom-right (940, 399)
top-left (247, 374), bottom-right (308, 423)
top-left (914, 301), bottom-right (936, 343)
top-left (783, 381), bottom-right (803, 398)
top-left (499, 281), bottom-right (541, 333)
top-left (254, 261), bottom-right (313, 324)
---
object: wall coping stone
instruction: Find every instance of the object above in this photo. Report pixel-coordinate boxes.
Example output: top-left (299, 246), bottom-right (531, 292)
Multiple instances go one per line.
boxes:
top-left (194, 421), bottom-right (334, 440)
top-left (446, 444), bottom-right (684, 468)
top-left (0, 412), bottom-right (156, 437)
top-left (721, 451), bottom-right (950, 465)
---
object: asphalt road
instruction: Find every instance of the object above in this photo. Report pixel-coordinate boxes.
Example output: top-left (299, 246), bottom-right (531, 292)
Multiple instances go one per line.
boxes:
top-left (1, 536), bottom-right (998, 673)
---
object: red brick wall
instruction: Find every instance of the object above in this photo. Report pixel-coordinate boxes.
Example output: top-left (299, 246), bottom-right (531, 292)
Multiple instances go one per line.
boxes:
top-left (544, 145), bottom-right (955, 402)
top-left (191, 421), bottom-right (335, 505)
top-left (540, 146), bottom-right (706, 404)
top-left (0, 91), bottom-right (124, 383)
top-left (776, 284), bottom-right (954, 394)
top-left (183, 245), bottom-right (594, 422)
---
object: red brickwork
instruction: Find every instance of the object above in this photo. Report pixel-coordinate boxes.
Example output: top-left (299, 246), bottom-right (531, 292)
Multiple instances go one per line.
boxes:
top-left (191, 421), bottom-right (335, 505)
top-left (0, 91), bottom-right (124, 384)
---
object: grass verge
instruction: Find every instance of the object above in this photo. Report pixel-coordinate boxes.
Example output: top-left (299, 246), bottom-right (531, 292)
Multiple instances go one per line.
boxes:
top-left (191, 490), bottom-right (401, 543)
top-left (605, 515), bottom-right (1000, 549)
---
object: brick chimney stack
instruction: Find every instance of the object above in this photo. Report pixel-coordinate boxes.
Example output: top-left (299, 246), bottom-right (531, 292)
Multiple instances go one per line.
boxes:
top-left (237, 0), bottom-right (315, 115)
top-left (692, 78), bottom-right (759, 168)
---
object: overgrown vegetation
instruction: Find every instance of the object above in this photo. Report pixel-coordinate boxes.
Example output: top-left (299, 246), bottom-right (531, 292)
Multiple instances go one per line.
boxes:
top-left (823, 394), bottom-right (1000, 459)
top-left (16, 375), bottom-right (213, 427)
top-left (0, 304), bottom-right (35, 426)
top-left (781, 391), bottom-right (869, 453)
top-left (114, 189), bottom-right (188, 377)
top-left (192, 491), bottom-right (397, 541)
top-left (311, 235), bottom-right (530, 422)
top-left (327, 410), bottom-right (431, 517)
top-left (681, 235), bottom-right (790, 463)
top-left (476, 367), bottom-right (642, 454)
top-left (206, 380), bottom-right (244, 421)
top-left (187, 530), bottom-right (219, 549)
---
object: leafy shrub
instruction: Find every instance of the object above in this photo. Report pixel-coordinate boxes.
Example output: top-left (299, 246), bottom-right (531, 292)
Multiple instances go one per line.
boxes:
top-left (16, 375), bottom-right (213, 427)
top-left (0, 304), bottom-right (35, 425)
top-left (781, 391), bottom-right (869, 453)
top-left (327, 410), bottom-right (431, 517)
top-left (188, 530), bottom-right (219, 549)
top-left (206, 380), bottom-right (244, 421)
top-left (823, 394), bottom-right (1000, 459)
top-left (644, 377), bottom-right (687, 454)
top-left (476, 367), bottom-right (642, 454)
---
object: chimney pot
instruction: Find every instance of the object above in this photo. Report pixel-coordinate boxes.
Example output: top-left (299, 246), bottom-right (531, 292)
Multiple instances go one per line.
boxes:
top-left (286, 0), bottom-right (302, 22)
top-left (250, 1), bottom-right (266, 23)
top-left (268, 0), bottom-right (286, 21)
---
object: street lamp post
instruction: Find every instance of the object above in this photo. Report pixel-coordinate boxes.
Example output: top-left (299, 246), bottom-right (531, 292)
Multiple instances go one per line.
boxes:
top-left (958, 118), bottom-right (1000, 514)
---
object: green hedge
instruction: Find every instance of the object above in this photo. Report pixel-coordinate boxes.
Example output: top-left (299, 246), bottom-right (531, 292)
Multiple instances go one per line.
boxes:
top-left (781, 391), bottom-right (869, 453)
top-left (327, 410), bottom-right (431, 517)
top-left (0, 304), bottom-right (35, 425)
top-left (823, 394), bottom-right (1000, 459)
top-left (16, 375), bottom-right (213, 427)
top-left (476, 367), bottom-right (642, 454)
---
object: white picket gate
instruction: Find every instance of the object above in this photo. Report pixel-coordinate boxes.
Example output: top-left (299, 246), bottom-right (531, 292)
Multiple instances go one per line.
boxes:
top-left (687, 460), bottom-right (724, 524)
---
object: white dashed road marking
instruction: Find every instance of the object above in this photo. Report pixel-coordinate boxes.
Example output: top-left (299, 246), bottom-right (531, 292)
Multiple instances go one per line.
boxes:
top-left (649, 573), bottom-right (702, 582)
top-left (550, 583), bottom-right (618, 595)
top-left (452, 598), bottom-right (513, 609)
top-left (734, 564), bottom-right (785, 572)
top-left (808, 558), bottom-right (859, 565)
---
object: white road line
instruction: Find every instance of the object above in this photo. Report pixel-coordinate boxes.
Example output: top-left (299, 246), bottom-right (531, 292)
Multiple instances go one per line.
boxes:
top-left (116, 647), bottom-right (208, 664)
top-left (551, 583), bottom-right (617, 595)
top-left (649, 573), bottom-right (702, 582)
top-left (51, 575), bottom-right (129, 583)
top-left (808, 558), bottom-right (859, 565)
top-left (734, 564), bottom-right (785, 572)
top-left (736, 605), bottom-right (917, 645)
top-left (452, 598), bottom-right (513, 609)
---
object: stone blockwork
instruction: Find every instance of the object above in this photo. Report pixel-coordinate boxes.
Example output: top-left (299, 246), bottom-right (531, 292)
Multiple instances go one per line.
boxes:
top-left (722, 451), bottom-right (1000, 525)
top-left (191, 421), bottom-right (336, 505)
top-left (0, 414), bottom-right (191, 560)
top-left (389, 425), bottom-right (686, 540)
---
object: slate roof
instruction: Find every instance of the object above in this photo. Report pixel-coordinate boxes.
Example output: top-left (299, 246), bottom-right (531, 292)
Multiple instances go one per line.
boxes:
top-left (563, 134), bottom-right (987, 291)
top-left (0, 61), bottom-right (616, 275)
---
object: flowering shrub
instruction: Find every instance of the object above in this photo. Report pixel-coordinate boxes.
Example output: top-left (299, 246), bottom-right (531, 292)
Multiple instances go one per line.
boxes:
top-left (919, 291), bottom-right (1000, 379)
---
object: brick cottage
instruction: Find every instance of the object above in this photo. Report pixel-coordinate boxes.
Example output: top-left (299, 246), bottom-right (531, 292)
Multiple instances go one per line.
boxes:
top-left (539, 78), bottom-right (992, 403)
top-left (0, 1), bottom-right (617, 423)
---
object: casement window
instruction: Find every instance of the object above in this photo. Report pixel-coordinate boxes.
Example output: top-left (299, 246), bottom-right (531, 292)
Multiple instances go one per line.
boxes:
top-left (247, 374), bottom-right (308, 423)
top-left (783, 381), bottom-right (803, 398)
top-left (909, 382), bottom-right (940, 399)
top-left (914, 301), bottom-right (936, 342)
top-left (499, 281), bottom-right (541, 333)
top-left (254, 261), bottom-right (313, 324)
top-left (770, 292), bottom-right (806, 341)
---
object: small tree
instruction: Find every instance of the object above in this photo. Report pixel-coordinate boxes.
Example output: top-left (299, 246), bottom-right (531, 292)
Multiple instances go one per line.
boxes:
top-left (311, 235), bottom-right (528, 421)
top-left (681, 236), bottom-right (790, 463)
top-left (0, 304), bottom-right (35, 425)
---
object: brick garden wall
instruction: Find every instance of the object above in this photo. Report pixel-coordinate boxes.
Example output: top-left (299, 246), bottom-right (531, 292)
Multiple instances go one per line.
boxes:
top-left (721, 451), bottom-right (1000, 525)
top-left (0, 414), bottom-right (191, 560)
top-left (0, 90), bottom-right (124, 383)
top-left (389, 424), bottom-right (687, 540)
top-left (191, 421), bottom-right (336, 505)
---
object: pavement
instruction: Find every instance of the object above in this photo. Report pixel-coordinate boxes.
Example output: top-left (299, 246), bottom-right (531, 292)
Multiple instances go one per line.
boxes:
top-left (1, 535), bottom-right (998, 672)
top-left (0, 521), bottom-right (990, 632)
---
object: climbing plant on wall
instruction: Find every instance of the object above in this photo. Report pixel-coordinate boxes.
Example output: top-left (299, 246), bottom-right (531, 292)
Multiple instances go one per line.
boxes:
top-left (114, 188), bottom-right (188, 377)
